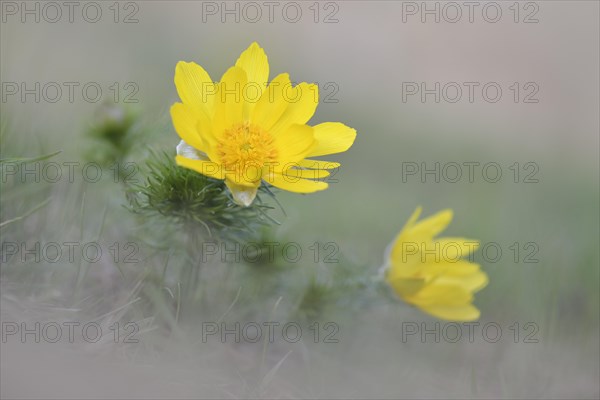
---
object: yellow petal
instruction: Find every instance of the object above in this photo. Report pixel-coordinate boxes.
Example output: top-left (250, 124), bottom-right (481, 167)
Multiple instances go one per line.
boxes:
top-left (387, 276), bottom-right (426, 298)
top-left (235, 42), bottom-right (269, 120)
top-left (435, 238), bottom-right (480, 261)
top-left (435, 271), bottom-right (489, 293)
top-left (410, 283), bottom-right (473, 307)
top-left (386, 256), bottom-right (423, 281)
top-left (170, 102), bottom-right (211, 153)
top-left (270, 83), bottom-right (319, 136)
top-left (273, 124), bottom-right (316, 165)
top-left (223, 166), bottom-right (263, 188)
top-left (297, 159), bottom-right (341, 169)
top-left (308, 122), bottom-right (357, 157)
top-left (225, 179), bottom-right (259, 207)
top-left (280, 167), bottom-right (330, 180)
top-left (391, 210), bottom-right (459, 263)
top-left (418, 304), bottom-right (481, 322)
top-left (408, 209), bottom-right (453, 239)
top-left (213, 66), bottom-right (248, 141)
top-left (235, 42), bottom-right (269, 88)
top-left (174, 61), bottom-right (215, 116)
top-left (175, 155), bottom-right (224, 180)
top-left (390, 207), bottom-right (424, 261)
top-left (420, 260), bottom-right (482, 277)
top-left (252, 73), bottom-right (291, 131)
top-left (405, 207), bottom-right (423, 229)
top-left (264, 172), bottom-right (328, 194)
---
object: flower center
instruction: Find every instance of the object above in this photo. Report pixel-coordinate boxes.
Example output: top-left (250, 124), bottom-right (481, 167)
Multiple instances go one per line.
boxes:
top-left (217, 122), bottom-right (277, 183)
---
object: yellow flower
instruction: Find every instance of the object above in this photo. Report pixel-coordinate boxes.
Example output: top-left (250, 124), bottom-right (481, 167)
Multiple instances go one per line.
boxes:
top-left (171, 42), bottom-right (357, 206)
top-left (383, 207), bottom-right (488, 321)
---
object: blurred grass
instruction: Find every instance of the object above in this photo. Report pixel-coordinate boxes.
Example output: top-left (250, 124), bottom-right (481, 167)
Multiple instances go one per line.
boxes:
top-left (1, 105), bottom-right (598, 397)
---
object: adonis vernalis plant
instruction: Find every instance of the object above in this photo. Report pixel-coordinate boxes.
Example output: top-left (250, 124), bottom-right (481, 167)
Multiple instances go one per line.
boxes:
top-left (383, 207), bottom-right (488, 321)
top-left (171, 42), bottom-right (357, 206)
top-left (125, 43), bottom-right (488, 323)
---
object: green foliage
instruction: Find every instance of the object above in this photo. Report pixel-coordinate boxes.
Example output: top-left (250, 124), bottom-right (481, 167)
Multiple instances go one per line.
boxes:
top-left (85, 103), bottom-right (141, 167)
top-left (295, 257), bottom-right (383, 321)
top-left (297, 278), bottom-right (334, 320)
top-left (127, 151), bottom-right (278, 240)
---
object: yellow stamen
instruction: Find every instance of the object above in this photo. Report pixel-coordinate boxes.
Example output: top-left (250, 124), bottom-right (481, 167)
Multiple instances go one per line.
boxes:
top-left (217, 122), bottom-right (277, 184)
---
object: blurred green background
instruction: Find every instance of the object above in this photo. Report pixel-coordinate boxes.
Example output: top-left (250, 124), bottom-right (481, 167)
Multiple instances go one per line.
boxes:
top-left (1, 1), bottom-right (598, 398)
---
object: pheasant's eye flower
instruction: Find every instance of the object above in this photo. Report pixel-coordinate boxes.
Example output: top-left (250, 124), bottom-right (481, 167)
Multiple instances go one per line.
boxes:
top-left (383, 207), bottom-right (488, 321)
top-left (171, 42), bottom-right (357, 206)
